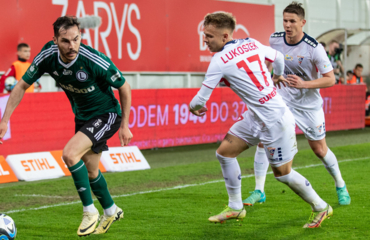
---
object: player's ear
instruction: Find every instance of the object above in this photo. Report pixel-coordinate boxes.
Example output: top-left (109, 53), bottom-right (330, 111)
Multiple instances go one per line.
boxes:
top-left (53, 36), bottom-right (58, 44)
top-left (301, 19), bottom-right (306, 27)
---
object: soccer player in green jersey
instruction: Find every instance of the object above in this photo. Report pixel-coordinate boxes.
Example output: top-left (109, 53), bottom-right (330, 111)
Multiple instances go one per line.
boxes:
top-left (0, 16), bottom-right (132, 236)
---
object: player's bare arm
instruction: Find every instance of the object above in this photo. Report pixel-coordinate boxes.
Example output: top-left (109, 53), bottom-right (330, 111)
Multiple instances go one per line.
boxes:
top-left (0, 79), bottom-right (30, 144)
top-left (286, 70), bottom-right (335, 89)
top-left (117, 81), bottom-right (133, 146)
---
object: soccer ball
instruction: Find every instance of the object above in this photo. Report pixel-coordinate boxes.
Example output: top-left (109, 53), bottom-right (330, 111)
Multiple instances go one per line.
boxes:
top-left (4, 77), bottom-right (17, 91)
top-left (0, 214), bottom-right (17, 240)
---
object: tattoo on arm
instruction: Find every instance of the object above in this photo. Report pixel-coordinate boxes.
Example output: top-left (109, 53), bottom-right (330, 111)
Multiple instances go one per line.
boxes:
top-left (224, 136), bottom-right (233, 144)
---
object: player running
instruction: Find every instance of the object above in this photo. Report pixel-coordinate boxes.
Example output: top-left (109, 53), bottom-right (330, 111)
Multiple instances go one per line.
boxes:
top-left (0, 16), bottom-right (132, 236)
top-left (189, 12), bottom-right (332, 228)
top-left (243, 2), bottom-right (351, 208)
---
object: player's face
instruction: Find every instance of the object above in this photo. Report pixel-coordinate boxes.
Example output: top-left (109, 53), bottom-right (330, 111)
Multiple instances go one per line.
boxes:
top-left (18, 47), bottom-right (31, 60)
top-left (283, 12), bottom-right (305, 39)
top-left (329, 42), bottom-right (339, 54)
top-left (354, 67), bottom-right (363, 77)
top-left (53, 25), bottom-right (81, 63)
top-left (203, 24), bottom-right (229, 52)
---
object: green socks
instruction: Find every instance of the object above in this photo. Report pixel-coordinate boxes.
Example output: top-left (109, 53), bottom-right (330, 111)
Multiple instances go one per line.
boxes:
top-left (68, 160), bottom-right (93, 207)
top-left (90, 170), bottom-right (114, 209)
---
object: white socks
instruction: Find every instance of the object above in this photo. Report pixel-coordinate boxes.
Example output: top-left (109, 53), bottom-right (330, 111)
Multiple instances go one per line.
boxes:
top-left (216, 152), bottom-right (243, 210)
top-left (275, 169), bottom-right (327, 211)
top-left (83, 204), bottom-right (98, 214)
top-left (83, 203), bottom-right (117, 216)
top-left (254, 146), bottom-right (269, 192)
top-left (319, 148), bottom-right (345, 188)
top-left (104, 203), bottom-right (117, 216)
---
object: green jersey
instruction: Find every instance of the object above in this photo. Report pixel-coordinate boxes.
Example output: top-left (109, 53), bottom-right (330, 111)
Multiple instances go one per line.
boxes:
top-left (23, 41), bottom-right (125, 121)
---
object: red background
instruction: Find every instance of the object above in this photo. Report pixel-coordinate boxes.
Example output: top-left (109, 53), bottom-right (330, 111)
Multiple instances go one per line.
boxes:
top-left (0, 85), bottom-right (366, 158)
top-left (0, 0), bottom-right (274, 72)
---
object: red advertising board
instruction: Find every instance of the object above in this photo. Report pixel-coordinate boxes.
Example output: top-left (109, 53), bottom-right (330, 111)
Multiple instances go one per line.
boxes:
top-left (0, 85), bottom-right (366, 157)
top-left (0, 0), bottom-right (274, 72)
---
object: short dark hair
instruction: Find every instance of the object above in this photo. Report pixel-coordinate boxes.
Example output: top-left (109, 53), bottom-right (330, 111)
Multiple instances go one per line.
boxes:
top-left (355, 63), bottom-right (363, 69)
top-left (53, 16), bottom-right (80, 37)
top-left (283, 1), bottom-right (305, 19)
top-left (204, 12), bottom-right (236, 32)
top-left (17, 43), bottom-right (29, 51)
top-left (346, 70), bottom-right (353, 76)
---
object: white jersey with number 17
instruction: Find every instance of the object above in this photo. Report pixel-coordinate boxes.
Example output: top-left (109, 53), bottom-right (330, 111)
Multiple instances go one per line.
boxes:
top-left (202, 38), bottom-right (287, 129)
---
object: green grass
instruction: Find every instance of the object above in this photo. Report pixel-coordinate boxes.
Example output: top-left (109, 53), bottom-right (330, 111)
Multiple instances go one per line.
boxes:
top-left (1, 129), bottom-right (370, 239)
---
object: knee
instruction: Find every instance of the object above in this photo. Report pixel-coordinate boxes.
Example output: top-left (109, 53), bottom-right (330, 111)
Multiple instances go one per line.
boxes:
top-left (87, 169), bottom-right (99, 180)
top-left (312, 147), bottom-right (327, 159)
top-left (62, 150), bottom-right (79, 167)
top-left (216, 151), bottom-right (234, 164)
top-left (275, 171), bottom-right (292, 184)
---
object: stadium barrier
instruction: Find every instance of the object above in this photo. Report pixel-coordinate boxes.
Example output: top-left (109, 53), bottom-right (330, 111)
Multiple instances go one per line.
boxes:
top-left (0, 146), bottom-right (149, 183)
top-left (0, 85), bottom-right (366, 160)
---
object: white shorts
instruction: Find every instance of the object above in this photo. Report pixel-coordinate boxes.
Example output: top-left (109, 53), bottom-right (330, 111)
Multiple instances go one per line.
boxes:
top-left (289, 107), bottom-right (326, 141)
top-left (228, 108), bottom-right (298, 167)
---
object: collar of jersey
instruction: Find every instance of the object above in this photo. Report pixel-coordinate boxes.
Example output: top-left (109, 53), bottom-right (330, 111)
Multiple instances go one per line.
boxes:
top-left (283, 32), bottom-right (307, 46)
top-left (221, 38), bottom-right (249, 51)
top-left (58, 50), bottom-right (79, 69)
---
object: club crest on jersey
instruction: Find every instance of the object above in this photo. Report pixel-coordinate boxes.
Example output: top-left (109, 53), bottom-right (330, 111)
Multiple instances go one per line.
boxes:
top-left (285, 54), bottom-right (293, 61)
top-left (63, 69), bottom-right (72, 75)
top-left (76, 70), bottom-right (88, 82)
top-left (297, 55), bottom-right (304, 64)
top-left (267, 147), bottom-right (276, 157)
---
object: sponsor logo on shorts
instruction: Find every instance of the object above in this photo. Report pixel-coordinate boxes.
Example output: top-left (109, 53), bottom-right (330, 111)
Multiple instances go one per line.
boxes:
top-left (267, 147), bottom-right (276, 157)
top-left (93, 119), bottom-right (103, 128)
top-left (53, 71), bottom-right (59, 76)
top-left (317, 124), bottom-right (323, 133)
top-left (305, 127), bottom-right (315, 136)
top-left (76, 70), bottom-right (88, 82)
top-left (87, 127), bottom-right (94, 133)
top-left (27, 64), bottom-right (38, 78)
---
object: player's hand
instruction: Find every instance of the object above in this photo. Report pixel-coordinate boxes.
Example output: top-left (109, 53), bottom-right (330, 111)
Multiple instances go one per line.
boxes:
top-left (189, 106), bottom-right (208, 117)
top-left (272, 74), bottom-right (288, 89)
top-left (0, 122), bottom-right (8, 144)
top-left (119, 126), bottom-right (133, 147)
top-left (286, 74), bottom-right (306, 89)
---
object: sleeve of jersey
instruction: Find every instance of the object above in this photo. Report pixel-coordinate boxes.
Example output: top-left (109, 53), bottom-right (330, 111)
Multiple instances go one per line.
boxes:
top-left (262, 45), bottom-right (277, 63)
top-left (313, 44), bottom-right (333, 74)
top-left (102, 58), bottom-right (126, 88)
top-left (22, 59), bottom-right (45, 85)
top-left (202, 59), bottom-right (223, 89)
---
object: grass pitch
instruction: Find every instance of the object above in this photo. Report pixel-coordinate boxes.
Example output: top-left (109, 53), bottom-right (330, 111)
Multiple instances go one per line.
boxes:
top-left (1, 129), bottom-right (370, 239)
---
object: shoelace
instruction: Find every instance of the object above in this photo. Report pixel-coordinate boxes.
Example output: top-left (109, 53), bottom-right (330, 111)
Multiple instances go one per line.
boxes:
top-left (248, 191), bottom-right (262, 201)
top-left (81, 213), bottom-right (95, 228)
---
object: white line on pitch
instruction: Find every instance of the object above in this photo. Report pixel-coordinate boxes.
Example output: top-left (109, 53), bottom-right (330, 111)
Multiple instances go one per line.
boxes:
top-left (14, 194), bottom-right (76, 199)
top-left (4, 157), bottom-right (369, 214)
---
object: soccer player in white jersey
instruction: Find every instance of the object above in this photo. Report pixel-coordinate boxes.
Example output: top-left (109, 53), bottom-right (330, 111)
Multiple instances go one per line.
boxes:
top-left (243, 2), bottom-right (351, 208)
top-left (189, 12), bottom-right (332, 228)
